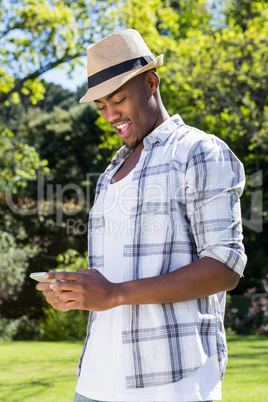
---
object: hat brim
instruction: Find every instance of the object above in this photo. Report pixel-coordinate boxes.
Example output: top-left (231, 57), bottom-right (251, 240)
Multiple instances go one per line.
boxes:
top-left (79, 54), bottom-right (163, 103)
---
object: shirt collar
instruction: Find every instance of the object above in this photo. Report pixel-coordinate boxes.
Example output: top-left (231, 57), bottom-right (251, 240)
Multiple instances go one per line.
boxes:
top-left (143, 114), bottom-right (184, 146)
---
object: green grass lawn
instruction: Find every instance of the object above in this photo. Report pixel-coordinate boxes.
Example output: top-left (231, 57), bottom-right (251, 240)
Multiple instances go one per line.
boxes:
top-left (0, 336), bottom-right (267, 401)
top-left (0, 341), bottom-right (82, 401)
top-left (222, 335), bottom-right (268, 402)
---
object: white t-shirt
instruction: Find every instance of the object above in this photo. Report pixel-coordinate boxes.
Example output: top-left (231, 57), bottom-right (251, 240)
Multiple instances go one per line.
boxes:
top-left (76, 170), bottom-right (223, 401)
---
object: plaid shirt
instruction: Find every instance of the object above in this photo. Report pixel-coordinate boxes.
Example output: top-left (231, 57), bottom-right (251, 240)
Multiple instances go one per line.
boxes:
top-left (77, 114), bottom-right (247, 388)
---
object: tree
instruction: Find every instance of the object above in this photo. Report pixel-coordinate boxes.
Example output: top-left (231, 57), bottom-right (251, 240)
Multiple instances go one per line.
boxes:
top-left (0, 0), bottom-right (118, 104)
top-left (0, 81), bottom-right (108, 314)
top-left (225, 0), bottom-right (268, 31)
top-left (0, 123), bottom-right (49, 192)
top-left (0, 0), bottom-right (117, 315)
top-left (0, 121), bottom-right (49, 304)
top-left (0, 228), bottom-right (38, 303)
top-left (17, 101), bottom-right (106, 186)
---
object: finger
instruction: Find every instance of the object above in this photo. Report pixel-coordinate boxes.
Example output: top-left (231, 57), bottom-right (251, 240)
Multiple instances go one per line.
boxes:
top-left (43, 291), bottom-right (71, 310)
top-left (43, 271), bottom-right (81, 282)
top-left (43, 291), bottom-right (64, 305)
top-left (49, 301), bottom-right (70, 312)
top-left (49, 299), bottom-right (79, 311)
top-left (43, 290), bottom-right (56, 298)
top-left (55, 306), bottom-right (70, 312)
top-left (64, 300), bottom-right (81, 310)
top-left (58, 291), bottom-right (77, 303)
top-left (49, 281), bottom-right (80, 292)
top-left (36, 282), bottom-right (51, 291)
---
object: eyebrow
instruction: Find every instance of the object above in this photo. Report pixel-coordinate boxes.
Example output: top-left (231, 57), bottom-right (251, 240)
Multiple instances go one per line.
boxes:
top-left (95, 88), bottom-right (123, 103)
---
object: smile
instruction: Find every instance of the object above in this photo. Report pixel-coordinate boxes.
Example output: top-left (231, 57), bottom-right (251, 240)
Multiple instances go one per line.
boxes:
top-left (116, 123), bottom-right (129, 130)
top-left (114, 122), bottom-right (132, 138)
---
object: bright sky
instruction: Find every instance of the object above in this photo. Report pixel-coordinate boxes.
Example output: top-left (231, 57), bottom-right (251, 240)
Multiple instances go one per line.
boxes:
top-left (41, 56), bottom-right (87, 92)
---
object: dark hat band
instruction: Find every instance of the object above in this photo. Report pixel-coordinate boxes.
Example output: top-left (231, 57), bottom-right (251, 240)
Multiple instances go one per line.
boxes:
top-left (87, 55), bottom-right (154, 89)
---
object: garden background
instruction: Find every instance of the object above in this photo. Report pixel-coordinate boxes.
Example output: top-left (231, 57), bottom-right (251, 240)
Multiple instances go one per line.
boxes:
top-left (0, 0), bottom-right (267, 399)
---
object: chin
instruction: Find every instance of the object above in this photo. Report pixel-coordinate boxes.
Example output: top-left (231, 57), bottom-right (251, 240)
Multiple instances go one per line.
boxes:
top-left (125, 137), bottom-right (144, 149)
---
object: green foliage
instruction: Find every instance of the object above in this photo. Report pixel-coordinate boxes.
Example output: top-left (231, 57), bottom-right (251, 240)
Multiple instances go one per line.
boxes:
top-left (0, 117), bottom-right (49, 304)
top-left (0, 122), bottom-right (50, 192)
top-left (0, 82), bottom-right (80, 135)
top-left (0, 231), bottom-right (38, 303)
top-left (55, 249), bottom-right (88, 271)
top-left (0, 0), bottom-right (118, 104)
top-left (96, 113), bottom-right (123, 162)
top-left (17, 102), bottom-right (106, 186)
top-left (225, 289), bottom-right (268, 336)
top-left (0, 317), bottom-right (22, 341)
top-left (225, 0), bottom-right (268, 31)
top-left (0, 315), bottom-right (42, 341)
top-left (36, 83), bottom-right (81, 112)
top-left (0, 84), bottom-right (98, 314)
top-left (246, 296), bottom-right (268, 335)
top-left (40, 307), bottom-right (88, 341)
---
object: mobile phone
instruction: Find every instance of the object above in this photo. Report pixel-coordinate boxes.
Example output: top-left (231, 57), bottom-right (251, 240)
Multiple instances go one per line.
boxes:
top-left (30, 272), bottom-right (57, 284)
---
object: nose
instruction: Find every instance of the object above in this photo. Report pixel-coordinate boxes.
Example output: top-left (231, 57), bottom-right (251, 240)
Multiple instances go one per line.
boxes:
top-left (103, 105), bottom-right (121, 123)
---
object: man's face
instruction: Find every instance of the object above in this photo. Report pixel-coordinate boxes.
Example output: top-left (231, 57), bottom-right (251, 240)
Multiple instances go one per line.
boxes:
top-left (95, 72), bottom-right (160, 148)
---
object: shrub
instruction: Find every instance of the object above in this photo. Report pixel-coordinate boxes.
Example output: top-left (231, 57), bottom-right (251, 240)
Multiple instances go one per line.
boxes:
top-left (245, 296), bottom-right (268, 335)
top-left (224, 307), bottom-right (243, 335)
top-left (224, 289), bottom-right (268, 336)
top-left (0, 315), bottom-right (43, 341)
top-left (0, 308), bottom-right (88, 341)
top-left (0, 316), bottom-right (19, 341)
top-left (40, 307), bottom-right (88, 341)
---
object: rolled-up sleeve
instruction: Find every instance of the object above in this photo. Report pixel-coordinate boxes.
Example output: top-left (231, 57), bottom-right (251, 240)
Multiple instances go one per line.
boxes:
top-left (185, 135), bottom-right (247, 277)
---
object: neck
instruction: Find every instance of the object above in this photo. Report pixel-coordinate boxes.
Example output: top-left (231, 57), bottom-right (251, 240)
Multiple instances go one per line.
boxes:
top-left (153, 92), bottom-right (170, 129)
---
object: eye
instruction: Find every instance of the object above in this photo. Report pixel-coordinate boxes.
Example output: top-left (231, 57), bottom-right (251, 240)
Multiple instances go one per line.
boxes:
top-left (97, 105), bottom-right (105, 111)
top-left (114, 97), bottom-right (126, 105)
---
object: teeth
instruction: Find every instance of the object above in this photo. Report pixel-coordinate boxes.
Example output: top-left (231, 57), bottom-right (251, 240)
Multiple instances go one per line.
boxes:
top-left (116, 123), bottom-right (129, 130)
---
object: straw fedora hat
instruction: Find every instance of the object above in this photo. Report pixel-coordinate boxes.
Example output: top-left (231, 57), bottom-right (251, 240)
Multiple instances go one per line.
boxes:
top-left (79, 29), bottom-right (163, 103)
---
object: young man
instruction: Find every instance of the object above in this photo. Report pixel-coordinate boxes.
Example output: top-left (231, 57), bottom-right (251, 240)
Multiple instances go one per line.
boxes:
top-left (37, 29), bottom-right (247, 402)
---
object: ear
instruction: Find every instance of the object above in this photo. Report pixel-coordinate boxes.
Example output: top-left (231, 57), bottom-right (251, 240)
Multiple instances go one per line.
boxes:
top-left (145, 70), bottom-right (160, 95)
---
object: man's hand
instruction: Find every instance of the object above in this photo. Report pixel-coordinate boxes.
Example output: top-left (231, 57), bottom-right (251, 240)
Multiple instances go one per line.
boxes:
top-left (36, 269), bottom-right (118, 312)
